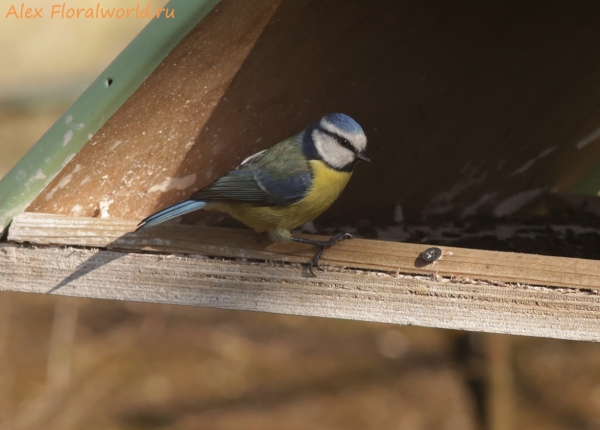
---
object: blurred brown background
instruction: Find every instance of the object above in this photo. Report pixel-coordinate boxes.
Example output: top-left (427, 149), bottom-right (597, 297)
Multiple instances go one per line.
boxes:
top-left (3, 293), bottom-right (600, 430)
top-left (4, 0), bottom-right (600, 429)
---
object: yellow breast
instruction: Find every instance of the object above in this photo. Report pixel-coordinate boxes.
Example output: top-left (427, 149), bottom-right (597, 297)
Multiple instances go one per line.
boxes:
top-left (293, 160), bottom-right (352, 225)
top-left (209, 160), bottom-right (351, 234)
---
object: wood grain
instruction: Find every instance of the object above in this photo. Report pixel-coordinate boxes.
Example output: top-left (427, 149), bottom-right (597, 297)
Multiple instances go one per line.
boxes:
top-left (1, 242), bottom-right (600, 341)
top-left (27, 0), bottom-right (282, 220)
top-left (8, 212), bottom-right (600, 291)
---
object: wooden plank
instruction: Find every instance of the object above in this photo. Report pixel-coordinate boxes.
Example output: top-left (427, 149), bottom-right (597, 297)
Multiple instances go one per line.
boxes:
top-left (1, 243), bottom-right (600, 342)
top-left (8, 212), bottom-right (600, 290)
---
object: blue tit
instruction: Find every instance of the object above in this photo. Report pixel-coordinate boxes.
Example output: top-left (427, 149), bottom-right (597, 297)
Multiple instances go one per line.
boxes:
top-left (137, 113), bottom-right (369, 275)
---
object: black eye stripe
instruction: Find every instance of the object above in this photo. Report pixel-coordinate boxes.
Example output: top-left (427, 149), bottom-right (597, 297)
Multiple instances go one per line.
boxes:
top-left (339, 138), bottom-right (353, 150)
top-left (317, 127), bottom-right (355, 152)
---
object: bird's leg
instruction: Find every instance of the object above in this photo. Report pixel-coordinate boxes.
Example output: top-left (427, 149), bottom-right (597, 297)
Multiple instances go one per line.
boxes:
top-left (291, 232), bottom-right (353, 277)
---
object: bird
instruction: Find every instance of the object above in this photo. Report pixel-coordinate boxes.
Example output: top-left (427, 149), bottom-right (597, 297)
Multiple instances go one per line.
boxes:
top-left (136, 113), bottom-right (369, 276)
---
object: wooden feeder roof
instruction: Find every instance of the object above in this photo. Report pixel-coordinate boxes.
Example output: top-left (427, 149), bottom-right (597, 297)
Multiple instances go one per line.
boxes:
top-left (4, 0), bottom-right (600, 227)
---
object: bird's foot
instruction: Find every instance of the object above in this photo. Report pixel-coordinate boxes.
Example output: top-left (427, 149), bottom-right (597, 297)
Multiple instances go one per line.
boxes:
top-left (291, 232), bottom-right (353, 277)
top-left (308, 232), bottom-right (353, 276)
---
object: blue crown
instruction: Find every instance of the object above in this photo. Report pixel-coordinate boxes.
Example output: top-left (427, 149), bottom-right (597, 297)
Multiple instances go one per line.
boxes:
top-left (322, 113), bottom-right (364, 135)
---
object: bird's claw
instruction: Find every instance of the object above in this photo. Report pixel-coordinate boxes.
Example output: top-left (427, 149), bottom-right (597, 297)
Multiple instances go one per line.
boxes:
top-left (308, 248), bottom-right (326, 277)
top-left (307, 232), bottom-right (353, 277)
top-left (329, 232), bottom-right (353, 245)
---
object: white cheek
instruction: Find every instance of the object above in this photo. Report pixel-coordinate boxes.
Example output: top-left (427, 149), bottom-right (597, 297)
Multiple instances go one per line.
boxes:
top-left (325, 145), bottom-right (355, 169)
top-left (314, 132), bottom-right (354, 169)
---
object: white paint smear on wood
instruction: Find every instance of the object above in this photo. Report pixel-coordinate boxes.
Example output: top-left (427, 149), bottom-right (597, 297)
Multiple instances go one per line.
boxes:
top-left (147, 174), bottom-right (197, 193)
top-left (576, 126), bottom-right (600, 149)
top-left (493, 188), bottom-right (544, 217)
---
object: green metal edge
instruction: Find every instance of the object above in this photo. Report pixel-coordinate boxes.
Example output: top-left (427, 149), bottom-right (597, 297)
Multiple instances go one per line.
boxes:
top-left (0, 0), bottom-right (220, 232)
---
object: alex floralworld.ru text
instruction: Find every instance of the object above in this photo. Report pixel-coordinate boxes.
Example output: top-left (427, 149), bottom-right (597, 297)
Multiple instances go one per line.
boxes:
top-left (5, 3), bottom-right (175, 19)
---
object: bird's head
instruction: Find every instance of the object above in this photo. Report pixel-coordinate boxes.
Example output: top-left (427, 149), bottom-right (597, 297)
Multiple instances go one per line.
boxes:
top-left (305, 113), bottom-right (369, 172)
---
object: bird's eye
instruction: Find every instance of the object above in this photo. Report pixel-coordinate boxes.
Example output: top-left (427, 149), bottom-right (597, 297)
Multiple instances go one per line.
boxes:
top-left (339, 138), bottom-right (352, 149)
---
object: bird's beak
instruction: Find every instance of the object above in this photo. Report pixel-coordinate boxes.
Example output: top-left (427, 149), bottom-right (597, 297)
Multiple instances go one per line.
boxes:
top-left (357, 150), bottom-right (370, 162)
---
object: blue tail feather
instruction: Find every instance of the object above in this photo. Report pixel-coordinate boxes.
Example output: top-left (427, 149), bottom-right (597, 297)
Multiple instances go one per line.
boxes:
top-left (136, 200), bottom-right (207, 231)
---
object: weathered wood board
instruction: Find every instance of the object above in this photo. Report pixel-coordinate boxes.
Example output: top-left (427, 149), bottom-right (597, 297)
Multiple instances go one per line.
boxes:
top-left (8, 213), bottom-right (600, 290)
top-left (1, 242), bottom-right (600, 342)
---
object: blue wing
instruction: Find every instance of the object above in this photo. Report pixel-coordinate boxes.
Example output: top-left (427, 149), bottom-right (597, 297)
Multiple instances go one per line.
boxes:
top-left (190, 164), bottom-right (311, 206)
top-left (137, 137), bottom-right (313, 231)
top-left (191, 137), bottom-right (312, 206)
